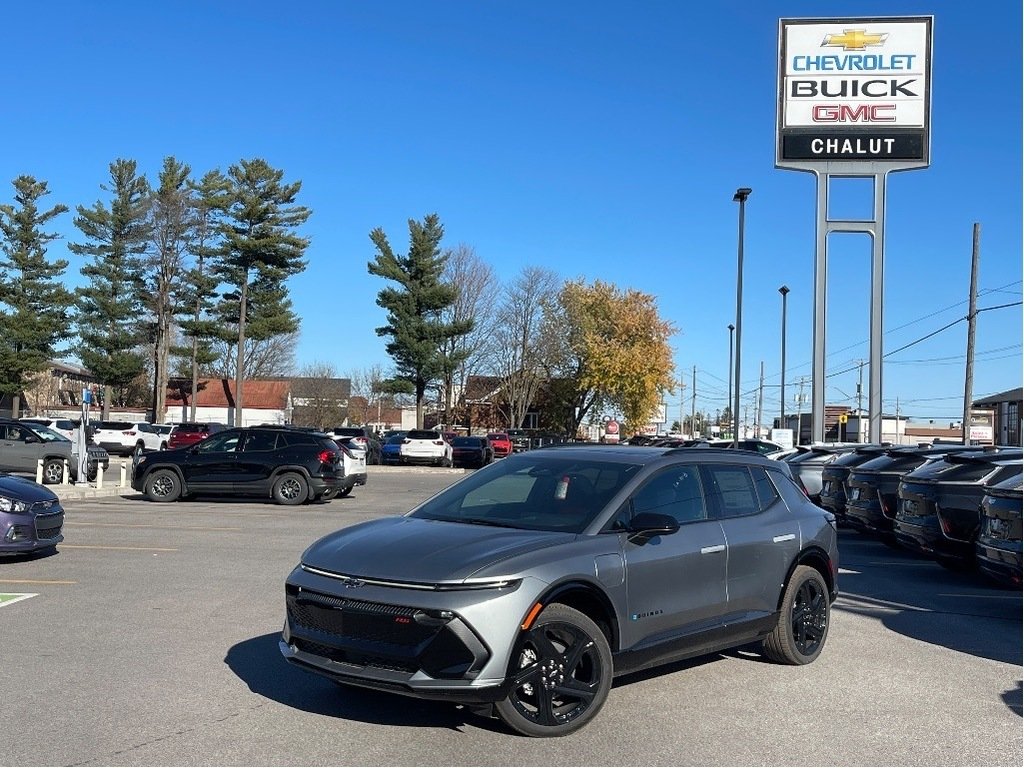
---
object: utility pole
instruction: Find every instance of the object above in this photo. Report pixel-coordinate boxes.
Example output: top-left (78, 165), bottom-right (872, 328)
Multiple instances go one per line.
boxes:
top-left (963, 223), bottom-right (980, 445)
top-left (856, 360), bottom-right (865, 443)
top-left (756, 361), bottom-right (765, 438)
top-left (690, 366), bottom-right (697, 438)
top-left (796, 377), bottom-right (806, 445)
top-left (679, 375), bottom-right (686, 436)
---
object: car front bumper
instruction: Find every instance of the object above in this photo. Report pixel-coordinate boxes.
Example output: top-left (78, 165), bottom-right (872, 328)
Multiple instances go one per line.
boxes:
top-left (280, 566), bottom-right (545, 703)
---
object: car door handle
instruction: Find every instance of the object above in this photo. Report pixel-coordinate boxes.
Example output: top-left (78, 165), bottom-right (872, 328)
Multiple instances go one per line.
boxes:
top-left (772, 534), bottom-right (796, 543)
top-left (700, 545), bottom-right (725, 555)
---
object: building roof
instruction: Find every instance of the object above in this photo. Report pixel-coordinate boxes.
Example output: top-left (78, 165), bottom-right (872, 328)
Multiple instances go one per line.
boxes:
top-left (973, 387), bottom-right (1023, 407)
top-left (166, 378), bottom-right (290, 410)
top-left (289, 376), bottom-right (350, 400)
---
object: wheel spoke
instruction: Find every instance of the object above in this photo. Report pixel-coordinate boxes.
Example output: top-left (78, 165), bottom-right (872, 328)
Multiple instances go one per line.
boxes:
top-left (561, 633), bottom-right (594, 673)
top-left (527, 626), bottom-right (563, 660)
top-left (511, 662), bottom-right (543, 688)
top-left (554, 677), bottom-right (597, 702)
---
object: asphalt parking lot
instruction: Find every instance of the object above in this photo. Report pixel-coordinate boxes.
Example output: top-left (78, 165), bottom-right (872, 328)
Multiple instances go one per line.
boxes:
top-left (2, 469), bottom-right (1021, 766)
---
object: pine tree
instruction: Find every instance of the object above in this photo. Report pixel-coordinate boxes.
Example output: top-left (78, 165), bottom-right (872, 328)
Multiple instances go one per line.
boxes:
top-left (215, 158), bottom-right (310, 425)
top-left (0, 176), bottom-right (74, 417)
top-left (70, 159), bottom-right (151, 418)
top-left (368, 214), bottom-right (473, 428)
top-left (171, 169), bottom-right (228, 421)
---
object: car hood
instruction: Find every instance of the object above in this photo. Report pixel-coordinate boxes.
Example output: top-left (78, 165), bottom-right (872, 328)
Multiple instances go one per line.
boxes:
top-left (301, 516), bottom-right (574, 583)
top-left (0, 473), bottom-right (59, 502)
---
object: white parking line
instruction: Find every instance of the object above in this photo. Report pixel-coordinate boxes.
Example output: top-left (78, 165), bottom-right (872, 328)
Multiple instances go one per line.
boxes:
top-left (60, 545), bottom-right (178, 552)
top-left (0, 593), bottom-right (37, 607)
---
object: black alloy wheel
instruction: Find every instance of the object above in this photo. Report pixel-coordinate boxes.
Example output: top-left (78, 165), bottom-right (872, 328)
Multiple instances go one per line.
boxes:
top-left (272, 472), bottom-right (308, 506)
top-left (763, 565), bottom-right (830, 665)
top-left (145, 468), bottom-right (181, 502)
top-left (495, 604), bottom-right (612, 737)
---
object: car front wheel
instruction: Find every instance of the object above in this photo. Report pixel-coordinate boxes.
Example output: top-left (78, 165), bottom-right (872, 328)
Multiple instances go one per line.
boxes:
top-left (42, 459), bottom-right (64, 485)
top-left (494, 604), bottom-right (612, 737)
top-left (145, 469), bottom-right (181, 502)
top-left (762, 565), bottom-right (830, 665)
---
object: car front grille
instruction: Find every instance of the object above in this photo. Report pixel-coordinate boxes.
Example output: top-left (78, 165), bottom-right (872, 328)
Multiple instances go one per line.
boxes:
top-left (286, 586), bottom-right (485, 679)
top-left (35, 513), bottom-right (62, 540)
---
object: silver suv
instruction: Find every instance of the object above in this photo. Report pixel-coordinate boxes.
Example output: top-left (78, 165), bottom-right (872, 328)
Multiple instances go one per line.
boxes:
top-left (281, 446), bottom-right (838, 736)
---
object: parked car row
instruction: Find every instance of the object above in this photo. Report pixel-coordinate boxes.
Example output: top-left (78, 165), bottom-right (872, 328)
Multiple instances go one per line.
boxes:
top-left (808, 442), bottom-right (1022, 586)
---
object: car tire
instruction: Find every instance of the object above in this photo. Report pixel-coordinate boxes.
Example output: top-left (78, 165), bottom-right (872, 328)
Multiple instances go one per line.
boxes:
top-left (494, 603), bottom-right (612, 738)
top-left (145, 469), bottom-right (181, 502)
top-left (159, 441), bottom-right (167, 451)
top-left (442, 456), bottom-right (452, 468)
top-left (41, 458), bottom-right (64, 485)
top-left (762, 565), bottom-right (830, 665)
top-left (272, 473), bottom-right (308, 505)
top-left (336, 485), bottom-right (352, 498)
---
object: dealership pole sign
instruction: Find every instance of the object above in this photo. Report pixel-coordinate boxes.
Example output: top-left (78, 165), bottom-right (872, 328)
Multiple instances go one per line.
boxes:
top-left (777, 16), bottom-right (932, 169)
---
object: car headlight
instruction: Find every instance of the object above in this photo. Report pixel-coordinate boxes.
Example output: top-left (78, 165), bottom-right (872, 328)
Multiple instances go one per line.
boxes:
top-left (0, 495), bottom-right (31, 513)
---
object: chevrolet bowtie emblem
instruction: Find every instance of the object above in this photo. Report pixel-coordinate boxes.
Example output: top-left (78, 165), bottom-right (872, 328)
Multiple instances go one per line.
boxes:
top-left (340, 577), bottom-right (365, 588)
top-left (821, 29), bottom-right (889, 50)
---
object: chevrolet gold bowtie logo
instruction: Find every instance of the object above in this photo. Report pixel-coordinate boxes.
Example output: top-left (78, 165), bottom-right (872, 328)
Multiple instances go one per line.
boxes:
top-left (821, 29), bottom-right (889, 50)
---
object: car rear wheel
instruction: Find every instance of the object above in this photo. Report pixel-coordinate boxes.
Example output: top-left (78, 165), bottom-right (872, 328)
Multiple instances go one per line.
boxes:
top-left (145, 469), bottom-right (181, 502)
top-left (42, 458), bottom-right (64, 485)
top-left (762, 565), bottom-right (830, 665)
top-left (336, 485), bottom-right (353, 498)
top-left (273, 472), bottom-right (308, 505)
top-left (495, 604), bottom-right (612, 737)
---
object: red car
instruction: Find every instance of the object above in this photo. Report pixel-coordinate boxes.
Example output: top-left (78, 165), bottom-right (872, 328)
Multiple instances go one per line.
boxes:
top-left (487, 432), bottom-right (512, 458)
top-left (167, 422), bottom-right (227, 450)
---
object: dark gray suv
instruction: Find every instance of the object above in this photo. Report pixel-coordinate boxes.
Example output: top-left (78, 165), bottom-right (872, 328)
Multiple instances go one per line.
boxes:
top-left (281, 446), bottom-right (838, 736)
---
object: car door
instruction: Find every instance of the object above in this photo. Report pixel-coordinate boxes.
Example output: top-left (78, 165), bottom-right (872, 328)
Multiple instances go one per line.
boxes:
top-left (180, 429), bottom-right (242, 492)
top-left (2, 424), bottom-right (49, 473)
top-left (701, 463), bottom-right (800, 620)
top-left (616, 463), bottom-right (727, 649)
top-left (234, 430), bottom-right (282, 492)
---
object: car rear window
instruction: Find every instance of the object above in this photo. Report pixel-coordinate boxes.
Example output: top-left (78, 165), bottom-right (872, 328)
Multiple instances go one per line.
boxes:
top-left (452, 437), bottom-right (482, 447)
top-left (174, 423), bottom-right (206, 432)
top-left (280, 431), bottom-right (318, 446)
top-left (488, 433), bottom-right (509, 440)
top-left (408, 430), bottom-right (442, 440)
top-left (332, 427), bottom-right (363, 437)
top-left (99, 421), bottom-right (134, 430)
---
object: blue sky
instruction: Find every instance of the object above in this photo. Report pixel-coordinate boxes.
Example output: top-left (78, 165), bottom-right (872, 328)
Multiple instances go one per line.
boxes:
top-left (3, 1), bottom-right (1020, 425)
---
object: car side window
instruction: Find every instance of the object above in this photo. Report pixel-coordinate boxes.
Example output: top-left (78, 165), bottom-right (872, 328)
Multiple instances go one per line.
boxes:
top-left (242, 431), bottom-right (279, 452)
top-left (195, 431), bottom-right (241, 453)
top-left (751, 465), bottom-right (781, 509)
top-left (699, 464), bottom-right (760, 519)
top-left (630, 465), bottom-right (707, 525)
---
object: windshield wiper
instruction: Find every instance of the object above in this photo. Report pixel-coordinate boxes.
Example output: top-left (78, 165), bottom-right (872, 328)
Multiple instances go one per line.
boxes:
top-left (427, 516), bottom-right (522, 529)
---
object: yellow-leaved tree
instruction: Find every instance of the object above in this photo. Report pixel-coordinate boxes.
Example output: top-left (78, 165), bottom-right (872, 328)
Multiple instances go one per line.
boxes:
top-left (555, 280), bottom-right (677, 436)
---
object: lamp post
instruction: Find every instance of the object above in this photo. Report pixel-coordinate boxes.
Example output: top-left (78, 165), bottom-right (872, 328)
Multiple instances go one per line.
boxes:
top-left (732, 187), bottom-right (751, 448)
top-left (778, 285), bottom-right (789, 433)
top-left (727, 323), bottom-right (735, 439)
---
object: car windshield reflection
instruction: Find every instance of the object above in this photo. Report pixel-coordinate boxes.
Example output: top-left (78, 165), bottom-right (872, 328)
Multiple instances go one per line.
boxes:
top-left (410, 453), bottom-right (641, 534)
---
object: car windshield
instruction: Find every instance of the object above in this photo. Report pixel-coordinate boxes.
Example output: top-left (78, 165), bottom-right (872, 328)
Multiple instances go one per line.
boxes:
top-left (26, 424), bottom-right (70, 443)
top-left (409, 453), bottom-right (642, 533)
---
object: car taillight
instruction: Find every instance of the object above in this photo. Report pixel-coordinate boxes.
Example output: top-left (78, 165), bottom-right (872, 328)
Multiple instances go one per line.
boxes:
top-left (433, 440), bottom-right (444, 446)
top-left (318, 449), bottom-right (335, 464)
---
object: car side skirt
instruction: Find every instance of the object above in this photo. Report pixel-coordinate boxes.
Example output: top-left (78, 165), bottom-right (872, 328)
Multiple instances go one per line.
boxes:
top-left (612, 613), bottom-right (778, 678)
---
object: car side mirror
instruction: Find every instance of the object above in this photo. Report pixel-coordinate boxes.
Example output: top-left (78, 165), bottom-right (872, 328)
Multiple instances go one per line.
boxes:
top-left (627, 512), bottom-right (680, 544)
top-left (24, 435), bottom-right (40, 444)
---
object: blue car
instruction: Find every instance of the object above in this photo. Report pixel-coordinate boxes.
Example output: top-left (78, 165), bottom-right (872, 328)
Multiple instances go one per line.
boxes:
top-left (0, 473), bottom-right (64, 555)
top-left (381, 433), bottom-right (405, 465)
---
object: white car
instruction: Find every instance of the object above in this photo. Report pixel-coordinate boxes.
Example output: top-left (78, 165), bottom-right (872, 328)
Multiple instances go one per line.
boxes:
top-left (20, 417), bottom-right (78, 441)
top-left (92, 421), bottom-right (166, 457)
top-left (399, 429), bottom-right (453, 467)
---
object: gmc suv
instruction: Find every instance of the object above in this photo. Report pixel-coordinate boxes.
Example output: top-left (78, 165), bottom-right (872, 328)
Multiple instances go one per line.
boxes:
top-left (132, 425), bottom-right (346, 505)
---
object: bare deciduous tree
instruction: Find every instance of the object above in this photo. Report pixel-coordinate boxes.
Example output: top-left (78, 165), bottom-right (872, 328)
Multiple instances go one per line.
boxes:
top-left (292, 360), bottom-right (346, 429)
top-left (209, 333), bottom-right (298, 380)
top-left (440, 244), bottom-right (500, 427)
top-left (488, 266), bottom-right (560, 428)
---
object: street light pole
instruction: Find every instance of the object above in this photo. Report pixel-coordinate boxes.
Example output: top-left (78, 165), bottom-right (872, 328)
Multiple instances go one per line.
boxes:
top-left (732, 187), bottom-right (751, 448)
top-left (779, 285), bottom-right (789, 432)
top-left (727, 323), bottom-right (735, 439)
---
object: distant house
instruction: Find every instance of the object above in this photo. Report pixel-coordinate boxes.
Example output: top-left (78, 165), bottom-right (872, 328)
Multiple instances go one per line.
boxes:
top-left (165, 378), bottom-right (291, 427)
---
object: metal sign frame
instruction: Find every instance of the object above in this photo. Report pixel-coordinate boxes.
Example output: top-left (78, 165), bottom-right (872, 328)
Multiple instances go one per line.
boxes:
top-left (776, 16), bottom-right (933, 443)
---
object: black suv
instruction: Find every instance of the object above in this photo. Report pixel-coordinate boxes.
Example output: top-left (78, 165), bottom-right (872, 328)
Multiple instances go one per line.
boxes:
top-left (818, 444), bottom-right (893, 522)
top-left (844, 444), bottom-right (975, 539)
top-left (131, 426), bottom-right (345, 505)
top-left (976, 475), bottom-right (1023, 587)
top-left (894, 447), bottom-right (1023, 570)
